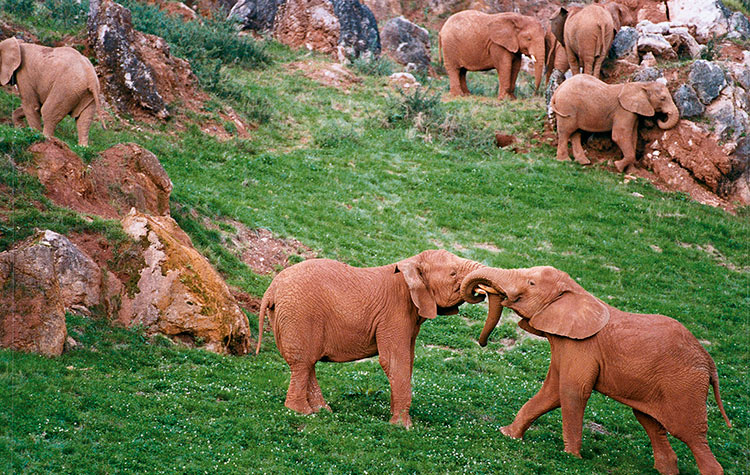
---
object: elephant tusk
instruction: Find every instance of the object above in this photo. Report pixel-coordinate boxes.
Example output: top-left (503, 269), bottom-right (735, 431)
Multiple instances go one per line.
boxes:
top-left (530, 55), bottom-right (537, 63)
top-left (477, 284), bottom-right (499, 294)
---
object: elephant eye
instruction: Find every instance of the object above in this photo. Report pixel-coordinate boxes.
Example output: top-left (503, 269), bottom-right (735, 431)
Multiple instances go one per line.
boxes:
top-left (529, 280), bottom-right (535, 286)
top-left (450, 270), bottom-right (457, 277)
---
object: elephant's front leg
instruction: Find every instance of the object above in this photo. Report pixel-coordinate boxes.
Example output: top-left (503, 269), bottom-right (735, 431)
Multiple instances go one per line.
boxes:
top-left (502, 365), bottom-right (561, 438)
top-left (447, 66), bottom-right (466, 97)
top-left (378, 336), bottom-right (415, 428)
top-left (508, 55), bottom-right (522, 98)
top-left (613, 116), bottom-right (638, 172)
top-left (559, 371), bottom-right (596, 457)
top-left (491, 47), bottom-right (515, 100)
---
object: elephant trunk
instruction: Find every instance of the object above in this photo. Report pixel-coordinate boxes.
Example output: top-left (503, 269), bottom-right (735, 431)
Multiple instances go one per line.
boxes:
top-left (657, 105), bottom-right (680, 129)
top-left (461, 268), bottom-right (518, 345)
top-left (531, 38), bottom-right (545, 91)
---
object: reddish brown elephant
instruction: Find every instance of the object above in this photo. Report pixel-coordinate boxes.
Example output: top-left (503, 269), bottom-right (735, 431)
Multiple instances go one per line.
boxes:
top-left (439, 11), bottom-right (546, 100)
top-left (461, 266), bottom-right (732, 475)
top-left (257, 250), bottom-right (484, 428)
top-left (0, 38), bottom-right (103, 146)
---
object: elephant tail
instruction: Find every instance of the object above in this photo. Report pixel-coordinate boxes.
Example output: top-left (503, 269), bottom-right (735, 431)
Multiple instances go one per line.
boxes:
top-left (87, 68), bottom-right (107, 131)
top-left (710, 364), bottom-right (732, 428)
top-left (255, 285), bottom-right (274, 355)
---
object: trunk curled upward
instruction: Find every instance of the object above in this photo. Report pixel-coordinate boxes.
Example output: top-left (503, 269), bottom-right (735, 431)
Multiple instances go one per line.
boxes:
top-left (657, 106), bottom-right (680, 129)
top-left (461, 268), bottom-right (512, 346)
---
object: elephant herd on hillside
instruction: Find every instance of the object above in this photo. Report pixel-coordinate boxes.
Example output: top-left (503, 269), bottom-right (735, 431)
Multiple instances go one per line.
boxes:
top-left (1, 4), bottom-right (731, 473)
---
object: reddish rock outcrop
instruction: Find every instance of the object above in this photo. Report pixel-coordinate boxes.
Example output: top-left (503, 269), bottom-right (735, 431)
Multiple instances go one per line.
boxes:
top-left (273, 0), bottom-right (340, 55)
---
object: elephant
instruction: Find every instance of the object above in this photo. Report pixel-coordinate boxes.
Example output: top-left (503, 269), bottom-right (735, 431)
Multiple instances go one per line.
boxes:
top-left (256, 249), bottom-right (484, 428)
top-left (461, 266), bottom-right (732, 475)
top-left (543, 29), bottom-right (570, 84)
top-left (439, 11), bottom-right (545, 100)
top-left (550, 74), bottom-right (680, 172)
top-left (551, 2), bottom-right (632, 78)
top-left (0, 37), bottom-right (103, 146)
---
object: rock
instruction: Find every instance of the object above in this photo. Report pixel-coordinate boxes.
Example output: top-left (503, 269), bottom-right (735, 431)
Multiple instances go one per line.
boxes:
top-left (704, 84), bottom-right (749, 141)
top-left (632, 65), bottom-right (663, 82)
top-left (664, 26), bottom-right (704, 58)
top-left (0, 234), bottom-right (67, 357)
top-left (362, 0), bottom-right (401, 21)
top-left (673, 84), bottom-right (705, 118)
top-left (666, 0), bottom-right (731, 43)
top-left (603, 58), bottom-right (640, 81)
top-left (689, 60), bottom-right (727, 104)
top-left (732, 64), bottom-right (750, 91)
top-left (40, 231), bottom-right (103, 311)
top-left (610, 26), bottom-right (639, 61)
top-left (729, 11), bottom-right (750, 39)
top-left (636, 19), bottom-right (670, 35)
top-left (23, 139), bottom-right (172, 219)
top-left (389, 72), bottom-right (420, 90)
top-left (381, 16), bottom-right (431, 71)
top-left (119, 211), bottom-right (253, 355)
top-left (637, 32), bottom-right (677, 60)
top-left (228, 0), bottom-right (281, 32)
top-left (89, 0), bottom-right (169, 119)
top-left (331, 0), bottom-right (380, 61)
top-left (146, 0), bottom-right (200, 21)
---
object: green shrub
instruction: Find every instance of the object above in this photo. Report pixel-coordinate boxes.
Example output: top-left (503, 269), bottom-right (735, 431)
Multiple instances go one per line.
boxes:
top-left (351, 55), bottom-right (395, 77)
top-left (387, 87), bottom-right (444, 125)
top-left (2, 0), bottom-right (35, 18)
top-left (42, 0), bottom-right (88, 30)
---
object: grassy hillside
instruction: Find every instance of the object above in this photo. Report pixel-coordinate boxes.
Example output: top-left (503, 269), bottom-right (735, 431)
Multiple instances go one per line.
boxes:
top-left (2, 4), bottom-right (749, 473)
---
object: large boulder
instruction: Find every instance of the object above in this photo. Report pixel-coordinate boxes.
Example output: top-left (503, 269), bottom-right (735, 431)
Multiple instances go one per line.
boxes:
top-left (119, 211), bottom-right (253, 355)
top-left (381, 16), bottom-right (431, 71)
top-left (689, 60), bottom-right (727, 105)
top-left (362, 0), bottom-right (401, 21)
top-left (231, 0), bottom-right (379, 60)
top-left (23, 139), bottom-right (172, 219)
top-left (666, 0), bottom-right (731, 43)
top-left (89, 0), bottom-right (204, 119)
top-left (0, 233), bottom-right (68, 356)
top-left (673, 84), bottom-right (705, 118)
top-left (610, 26), bottom-right (639, 61)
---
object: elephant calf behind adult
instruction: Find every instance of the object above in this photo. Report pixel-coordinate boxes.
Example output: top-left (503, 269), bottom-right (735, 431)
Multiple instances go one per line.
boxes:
top-left (439, 11), bottom-right (545, 100)
top-left (461, 266), bottom-right (731, 475)
top-left (551, 74), bottom-right (679, 172)
top-left (257, 249), bottom-right (484, 428)
top-left (0, 38), bottom-right (102, 146)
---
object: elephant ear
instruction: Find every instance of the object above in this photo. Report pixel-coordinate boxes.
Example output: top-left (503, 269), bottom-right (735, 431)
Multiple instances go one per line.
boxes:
top-left (618, 83), bottom-right (655, 116)
top-left (0, 38), bottom-right (21, 86)
top-left (489, 17), bottom-right (519, 53)
top-left (395, 257), bottom-right (437, 319)
top-left (518, 318), bottom-right (546, 337)
top-left (528, 290), bottom-right (610, 339)
top-left (550, 7), bottom-right (567, 46)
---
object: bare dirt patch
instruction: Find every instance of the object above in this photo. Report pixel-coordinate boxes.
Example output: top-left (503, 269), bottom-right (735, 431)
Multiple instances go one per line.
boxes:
top-left (287, 60), bottom-right (362, 92)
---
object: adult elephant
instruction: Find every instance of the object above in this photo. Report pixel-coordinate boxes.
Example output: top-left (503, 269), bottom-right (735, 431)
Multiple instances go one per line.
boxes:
top-left (256, 249), bottom-right (484, 428)
top-left (0, 37), bottom-right (103, 146)
top-left (551, 2), bottom-right (631, 78)
top-left (461, 266), bottom-right (731, 475)
top-left (550, 74), bottom-right (679, 172)
top-left (439, 11), bottom-right (545, 100)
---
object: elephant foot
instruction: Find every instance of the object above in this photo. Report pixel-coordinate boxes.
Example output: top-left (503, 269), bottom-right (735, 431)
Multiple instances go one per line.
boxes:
top-left (614, 158), bottom-right (633, 173)
top-left (500, 425), bottom-right (523, 439)
top-left (574, 155), bottom-right (591, 166)
top-left (653, 454), bottom-right (679, 475)
top-left (555, 154), bottom-right (570, 162)
top-left (390, 412), bottom-right (413, 429)
top-left (310, 402), bottom-right (332, 413)
top-left (285, 399), bottom-right (314, 415)
top-left (564, 448), bottom-right (582, 459)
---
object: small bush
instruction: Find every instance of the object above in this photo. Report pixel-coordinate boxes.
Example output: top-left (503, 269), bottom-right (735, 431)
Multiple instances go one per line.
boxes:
top-left (351, 56), bottom-right (395, 77)
top-left (2, 0), bottom-right (35, 18)
top-left (386, 87), bottom-right (444, 125)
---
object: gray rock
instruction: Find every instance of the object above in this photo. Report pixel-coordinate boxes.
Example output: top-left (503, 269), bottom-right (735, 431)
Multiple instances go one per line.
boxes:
top-left (705, 86), bottom-right (748, 141)
top-left (632, 66), bottom-right (663, 82)
top-left (332, 0), bottom-right (381, 59)
top-left (637, 33), bottom-right (677, 60)
top-left (735, 67), bottom-right (750, 91)
top-left (673, 84), bottom-right (705, 118)
top-left (730, 11), bottom-right (750, 39)
top-left (610, 27), bottom-right (638, 59)
top-left (689, 60), bottom-right (726, 105)
top-left (228, 0), bottom-right (282, 32)
top-left (381, 16), bottom-right (430, 71)
top-left (88, 0), bottom-right (168, 119)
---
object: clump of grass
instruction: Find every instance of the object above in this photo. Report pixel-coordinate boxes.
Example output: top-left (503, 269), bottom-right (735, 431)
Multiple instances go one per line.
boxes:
top-left (351, 55), bottom-right (395, 77)
top-left (1, 0), bottom-right (88, 39)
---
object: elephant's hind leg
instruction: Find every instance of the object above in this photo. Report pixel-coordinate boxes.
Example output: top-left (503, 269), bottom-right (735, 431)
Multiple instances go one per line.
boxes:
top-left (40, 88), bottom-right (78, 141)
top-left (306, 366), bottom-right (331, 413)
top-left (75, 102), bottom-right (96, 147)
top-left (555, 118), bottom-right (576, 162)
top-left (632, 409), bottom-right (679, 475)
top-left (447, 66), bottom-right (465, 96)
top-left (285, 362), bottom-right (315, 415)
top-left (459, 68), bottom-right (469, 95)
top-left (570, 132), bottom-right (591, 165)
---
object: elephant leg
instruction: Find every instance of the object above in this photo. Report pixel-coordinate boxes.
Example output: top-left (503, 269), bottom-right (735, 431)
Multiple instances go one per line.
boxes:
top-left (21, 101), bottom-right (42, 131)
top-left (306, 366), bottom-right (331, 413)
top-left (12, 107), bottom-right (25, 127)
top-left (570, 132), bottom-right (591, 165)
top-left (508, 56), bottom-right (522, 97)
top-left (593, 55), bottom-right (604, 79)
top-left (555, 119), bottom-right (576, 161)
top-left (459, 68), bottom-right (469, 95)
top-left (673, 433), bottom-right (723, 475)
top-left (40, 91), bottom-right (77, 141)
top-left (74, 102), bottom-right (96, 147)
top-left (285, 362), bottom-right (314, 415)
top-left (613, 117), bottom-right (637, 172)
top-left (490, 47), bottom-right (514, 100)
top-left (632, 409), bottom-right (679, 475)
top-left (378, 339), bottom-right (414, 428)
top-left (447, 66), bottom-right (465, 96)
top-left (566, 47), bottom-right (580, 75)
top-left (502, 365), bottom-right (561, 439)
top-left (559, 372), bottom-right (595, 457)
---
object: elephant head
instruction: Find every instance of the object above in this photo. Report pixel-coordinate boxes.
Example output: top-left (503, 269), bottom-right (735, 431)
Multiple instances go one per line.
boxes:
top-left (0, 37), bottom-right (21, 86)
top-left (618, 80), bottom-right (680, 129)
top-left (461, 266), bottom-right (610, 345)
top-left (489, 14), bottom-right (546, 91)
top-left (603, 2), bottom-right (635, 32)
top-left (396, 250), bottom-right (484, 319)
top-left (550, 7), bottom-right (568, 47)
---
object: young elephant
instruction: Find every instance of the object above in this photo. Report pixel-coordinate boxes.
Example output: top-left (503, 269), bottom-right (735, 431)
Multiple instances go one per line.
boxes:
top-left (257, 250), bottom-right (483, 428)
top-left (0, 37), bottom-right (103, 146)
top-left (550, 74), bottom-right (680, 172)
top-left (461, 266), bottom-right (732, 475)
top-left (439, 11), bottom-right (546, 100)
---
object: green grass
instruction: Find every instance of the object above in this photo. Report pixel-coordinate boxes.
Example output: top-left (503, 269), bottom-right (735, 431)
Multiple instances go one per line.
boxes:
top-left (1, 10), bottom-right (749, 474)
